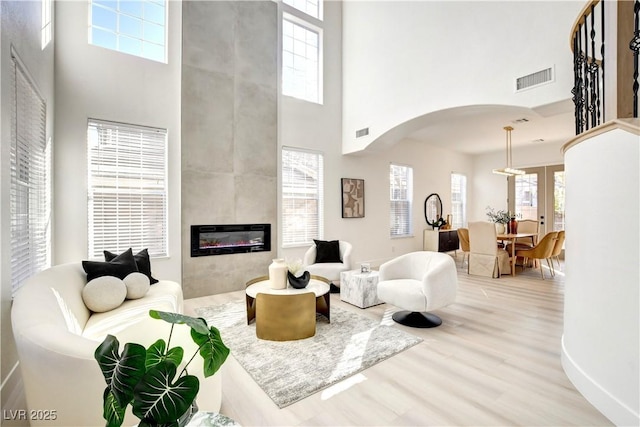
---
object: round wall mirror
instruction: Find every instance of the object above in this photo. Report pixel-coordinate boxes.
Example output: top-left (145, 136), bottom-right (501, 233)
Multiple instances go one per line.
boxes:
top-left (424, 193), bottom-right (443, 226)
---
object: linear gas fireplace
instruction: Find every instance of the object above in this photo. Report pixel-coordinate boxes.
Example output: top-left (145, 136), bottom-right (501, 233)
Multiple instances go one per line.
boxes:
top-left (191, 224), bottom-right (271, 257)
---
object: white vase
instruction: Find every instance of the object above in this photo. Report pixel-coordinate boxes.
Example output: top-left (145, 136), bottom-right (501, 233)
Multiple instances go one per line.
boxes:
top-left (495, 223), bottom-right (506, 234)
top-left (268, 259), bottom-right (288, 289)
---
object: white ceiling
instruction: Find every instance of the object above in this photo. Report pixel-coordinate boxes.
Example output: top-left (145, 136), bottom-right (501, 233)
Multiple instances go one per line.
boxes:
top-left (404, 99), bottom-right (577, 155)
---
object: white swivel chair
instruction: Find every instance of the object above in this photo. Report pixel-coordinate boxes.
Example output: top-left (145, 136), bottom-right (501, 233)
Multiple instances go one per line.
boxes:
top-left (303, 240), bottom-right (352, 288)
top-left (377, 251), bottom-right (457, 328)
top-left (468, 221), bottom-right (511, 278)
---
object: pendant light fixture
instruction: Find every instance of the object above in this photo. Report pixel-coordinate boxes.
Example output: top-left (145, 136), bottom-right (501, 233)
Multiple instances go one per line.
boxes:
top-left (492, 125), bottom-right (525, 176)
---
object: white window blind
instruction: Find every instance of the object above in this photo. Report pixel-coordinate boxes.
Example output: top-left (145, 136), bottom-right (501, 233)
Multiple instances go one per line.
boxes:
top-left (389, 164), bottom-right (413, 237)
top-left (451, 172), bottom-right (467, 229)
top-left (282, 148), bottom-right (324, 247)
top-left (10, 50), bottom-right (51, 295)
top-left (87, 119), bottom-right (167, 259)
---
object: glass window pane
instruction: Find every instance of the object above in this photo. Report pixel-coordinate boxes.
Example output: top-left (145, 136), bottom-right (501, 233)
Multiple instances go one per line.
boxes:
top-left (89, 0), bottom-right (166, 63)
top-left (119, 1), bottom-right (143, 17)
top-left (120, 15), bottom-right (142, 38)
top-left (142, 41), bottom-right (164, 62)
top-left (91, 27), bottom-right (117, 49)
top-left (119, 35), bottom-right (142, 56)
top-left (282, 18), bottom-right (320, 103)
top-left (143, 21), bottom-right (164, 44)
top-left (515, 173), bottom-right (538, 220)
top-left (553, 171), bottom-right (565, 231)
top-left (144, 1), bottom-right (165, 24)
top-left (94, 0), bottom-right (117, 9)
top-left (92, 5), bottom-right (117, 29)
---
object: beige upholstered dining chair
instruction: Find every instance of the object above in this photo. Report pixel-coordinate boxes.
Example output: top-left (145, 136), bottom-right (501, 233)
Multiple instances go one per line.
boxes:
top-left (457, 228), bottom-right (470, 268)
top-left (515, 231), bottom-right (559, 279)
top-left (468, 221), bottom-right (511, 278)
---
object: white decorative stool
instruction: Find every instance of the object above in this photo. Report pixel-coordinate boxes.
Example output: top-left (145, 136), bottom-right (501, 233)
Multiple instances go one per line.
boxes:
top-left (340, 270), bottom-right (382, 309)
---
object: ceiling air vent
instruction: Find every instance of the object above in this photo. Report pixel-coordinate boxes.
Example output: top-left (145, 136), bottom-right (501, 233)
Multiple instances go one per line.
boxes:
top-left (356, 127), bottom-right (369, 138)
top-left (515, 67), bottom-right (554, 92)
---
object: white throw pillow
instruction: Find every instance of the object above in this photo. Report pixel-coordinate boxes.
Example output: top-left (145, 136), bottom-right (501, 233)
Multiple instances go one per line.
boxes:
top-left (82, 276), bottom-right (127, 313)
top-left (123, 272), bottom-right (150, 300)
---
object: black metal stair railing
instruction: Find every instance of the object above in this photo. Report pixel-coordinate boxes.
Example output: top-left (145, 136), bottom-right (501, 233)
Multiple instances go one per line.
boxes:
top-left (572, 0), bottom-right (639, 135)
top-left (571, 0), bottom-right (605, 134)
top-left (632, 0), bottom-right (639, 117)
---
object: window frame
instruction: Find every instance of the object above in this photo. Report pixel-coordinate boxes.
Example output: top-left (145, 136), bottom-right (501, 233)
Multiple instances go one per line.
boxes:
top-left (87, 119), bottom-right (168, 259)
top-left (389, 163), bottom-right (413, 238)
top-left (10, 48), bottom-right (51, 295)
top-left (88, 0), bottom-right (168, 63)
top-left (281, 146), bottom-right (324, 248)
top-left (281, 1), bottom-right (324, 104)
top-left (451, 172), bottom-right (467, 229)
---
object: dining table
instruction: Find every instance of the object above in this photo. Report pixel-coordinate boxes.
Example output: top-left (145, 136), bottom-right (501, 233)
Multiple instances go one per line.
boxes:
top-left (496, 232), bottom-right (537, 276)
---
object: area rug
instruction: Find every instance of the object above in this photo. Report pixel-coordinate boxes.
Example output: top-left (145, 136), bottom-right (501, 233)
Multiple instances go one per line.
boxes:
top-left (196, 300), bottom-right (422, 408)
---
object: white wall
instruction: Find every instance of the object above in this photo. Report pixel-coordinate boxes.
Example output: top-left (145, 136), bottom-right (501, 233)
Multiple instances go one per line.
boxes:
top-left (562, 127), bottom-right (639, 426)
top-left (53, 1), bottom-right (182, 281)
top-left (341, 1), bottom-right (584, 154)
top-left (278, 1), bottom-right (474, 268)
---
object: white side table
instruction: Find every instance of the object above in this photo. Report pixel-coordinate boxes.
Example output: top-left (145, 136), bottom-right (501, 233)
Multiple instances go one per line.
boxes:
top-left (340, 270), bottom-right (382, 309)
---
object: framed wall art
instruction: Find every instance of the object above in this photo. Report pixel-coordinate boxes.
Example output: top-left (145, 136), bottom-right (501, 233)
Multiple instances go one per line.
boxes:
top-left (341, 178), bottom-right (365, 218)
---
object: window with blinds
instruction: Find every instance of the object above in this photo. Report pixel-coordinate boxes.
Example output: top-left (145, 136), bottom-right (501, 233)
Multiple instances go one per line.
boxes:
top-left (281, 147), bottom-right (324, 247)
top-left (389, 164), bottom-right (413, 237)
top-left (10, 50), bottom-right (51, 295)
top-left (87, 119), bottom-right (167, 259)
top-left (451, 172), bottom-right (467, 229)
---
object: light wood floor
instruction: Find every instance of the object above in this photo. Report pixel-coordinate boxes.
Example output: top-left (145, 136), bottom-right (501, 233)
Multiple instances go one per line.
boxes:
top-left (184, 256), bottom-right (613, 427)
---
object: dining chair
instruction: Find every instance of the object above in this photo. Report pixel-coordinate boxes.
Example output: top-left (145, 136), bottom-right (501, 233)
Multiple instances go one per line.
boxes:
top-left (505, 219), bottom-right (539, 254)
top-left (456, 228), bottom-right (470, 269)
top-left (548, 230), bottom-right (565, 275)
top-left (468, 221), bottom-right (511, 278)
top-left (515, 231), bottom-right (559, 279)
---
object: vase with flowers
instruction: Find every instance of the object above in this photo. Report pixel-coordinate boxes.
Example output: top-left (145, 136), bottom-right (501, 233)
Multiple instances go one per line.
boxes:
top-left (485, 206), bottom-right (510, 234)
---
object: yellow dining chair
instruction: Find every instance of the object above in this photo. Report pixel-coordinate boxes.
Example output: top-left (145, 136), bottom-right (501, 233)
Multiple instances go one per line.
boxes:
top-left (515, 231), bottom-right (558, 279)
top-left (457, 228), bottom-right (470, 269)
top-left (548, 230), bottom-right (565, 275)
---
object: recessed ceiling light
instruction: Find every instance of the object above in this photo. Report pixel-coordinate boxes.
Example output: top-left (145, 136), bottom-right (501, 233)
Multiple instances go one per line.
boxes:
top-left (532, 138), bottom-right (545, 143)
top-left (512, 118), bottom-right (530, 124)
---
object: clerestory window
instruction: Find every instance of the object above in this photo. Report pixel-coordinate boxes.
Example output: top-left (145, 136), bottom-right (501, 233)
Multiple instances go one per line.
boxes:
top-left (281, 0), bottom-right (323, 104)
top-left (89, 0), bottom-right (167, 63)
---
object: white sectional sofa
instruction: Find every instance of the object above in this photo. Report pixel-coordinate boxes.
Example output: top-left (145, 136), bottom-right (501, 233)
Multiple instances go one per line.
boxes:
top-left (11, 262), bottom-right (222, 427)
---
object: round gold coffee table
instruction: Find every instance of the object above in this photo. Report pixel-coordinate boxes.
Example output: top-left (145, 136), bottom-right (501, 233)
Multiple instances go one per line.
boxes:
top-left (245, 275), bottom-right (330, 341)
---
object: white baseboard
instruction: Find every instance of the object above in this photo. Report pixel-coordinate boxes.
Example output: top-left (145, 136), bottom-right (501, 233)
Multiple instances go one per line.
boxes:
top-left (561, 335), bottom-right (639, 426)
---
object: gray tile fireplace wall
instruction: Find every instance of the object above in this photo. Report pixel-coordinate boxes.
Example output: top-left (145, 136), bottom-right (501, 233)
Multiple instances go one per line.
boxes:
top-left (181, 1), bottom-right (277, 298)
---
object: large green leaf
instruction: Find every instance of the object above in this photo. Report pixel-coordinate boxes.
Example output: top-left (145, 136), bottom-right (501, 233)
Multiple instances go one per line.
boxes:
top-left (102, 388), bottom-right (127, 427)
top-left (95, 335), bottom-right (147, 408)
top-left (149, 310), bottom-right (209, 335)
top-left (146, 339), bottom-right (184, 370)
top-left (191, 326), bottom-right (230, 378)
top-left (132, 360), bottom-right (199, 424)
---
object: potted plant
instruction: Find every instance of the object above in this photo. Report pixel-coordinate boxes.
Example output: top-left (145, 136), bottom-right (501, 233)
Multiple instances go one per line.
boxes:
top-left (486, 206), bottom-right (510, 233)
top-left (94, 310), bottom-right (230, 427)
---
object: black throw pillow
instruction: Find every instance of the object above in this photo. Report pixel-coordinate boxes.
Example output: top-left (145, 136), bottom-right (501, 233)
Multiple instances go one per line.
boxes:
top-left (104, 248), bottom-right (159, 285)
top-left (83, 248), bottom-right (139, 282)
top-left (313, 239), bottom-right (342, 263)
